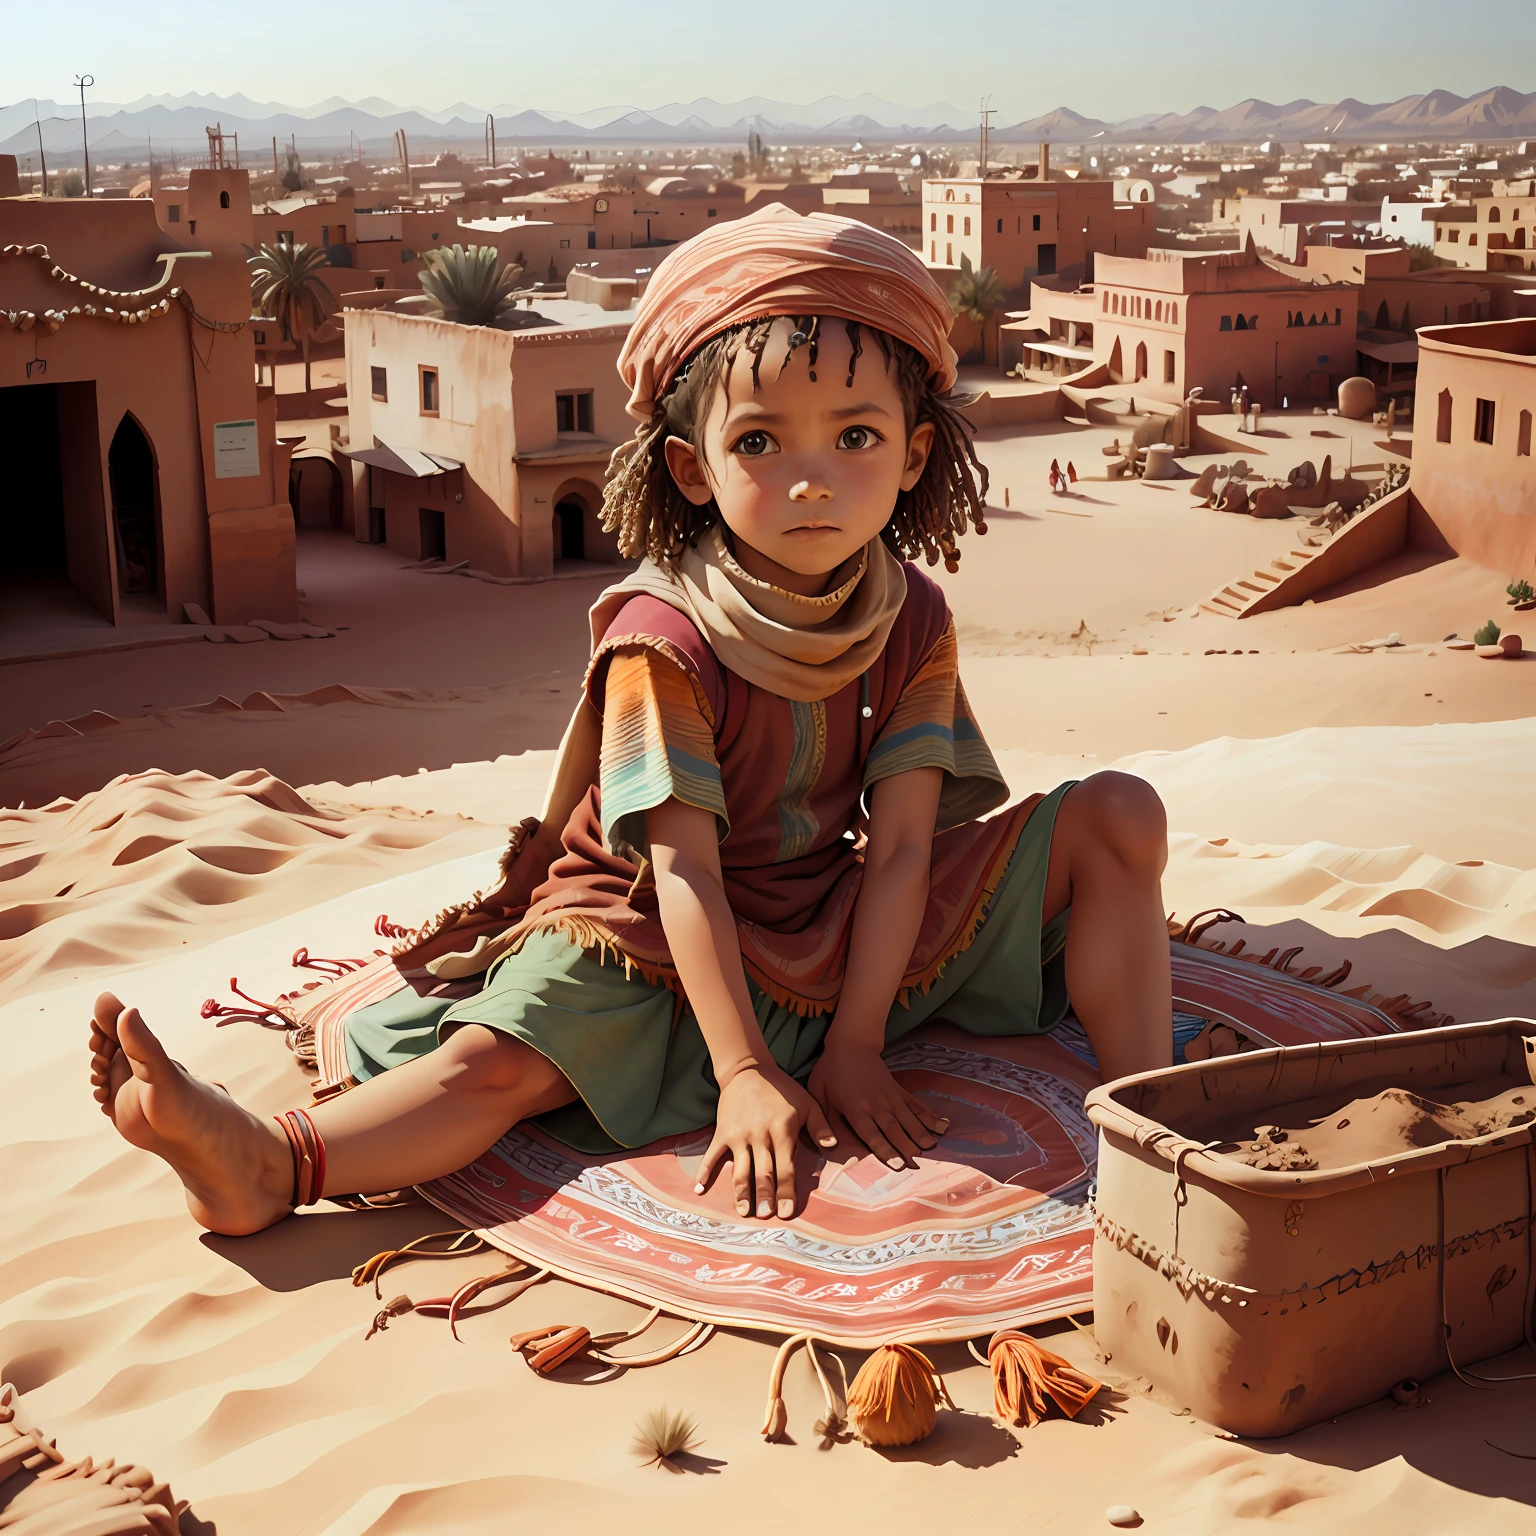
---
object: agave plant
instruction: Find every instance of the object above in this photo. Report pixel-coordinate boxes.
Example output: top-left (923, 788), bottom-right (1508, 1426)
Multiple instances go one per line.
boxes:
top-left (418, 244), bottom-right (526, 327)
top-left (247, 240), bottom-right (335, 392)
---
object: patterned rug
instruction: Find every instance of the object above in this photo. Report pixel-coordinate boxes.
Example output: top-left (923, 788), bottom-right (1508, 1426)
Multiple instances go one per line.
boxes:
top-left (276, 935), bottom-right (1407, 1346)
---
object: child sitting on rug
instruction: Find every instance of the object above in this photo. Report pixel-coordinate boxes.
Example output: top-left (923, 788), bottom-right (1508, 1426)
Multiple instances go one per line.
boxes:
top-left (88, 204), bottom-right (1172, 1235)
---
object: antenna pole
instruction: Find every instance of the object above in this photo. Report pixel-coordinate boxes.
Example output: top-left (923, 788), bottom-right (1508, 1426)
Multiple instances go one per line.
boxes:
top-left (75, 74), bottom-right (95, 196)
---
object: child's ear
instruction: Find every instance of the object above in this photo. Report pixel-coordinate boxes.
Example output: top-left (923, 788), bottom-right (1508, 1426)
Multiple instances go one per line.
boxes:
top-left (663, 435), bottom-right (716, 507)
top-left (900, 421), bottom-right (936, 492)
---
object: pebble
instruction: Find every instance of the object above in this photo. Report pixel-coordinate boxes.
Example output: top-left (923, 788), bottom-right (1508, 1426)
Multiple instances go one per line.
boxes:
top-left (1107, 1507), bottom-right (1142, 1528)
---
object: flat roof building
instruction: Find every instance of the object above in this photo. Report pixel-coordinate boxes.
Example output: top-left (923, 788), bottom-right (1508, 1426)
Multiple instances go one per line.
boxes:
top-left (1412, 318), bottom-right (1536, 578)
top-left (1, 168), bottom-right (296, 629)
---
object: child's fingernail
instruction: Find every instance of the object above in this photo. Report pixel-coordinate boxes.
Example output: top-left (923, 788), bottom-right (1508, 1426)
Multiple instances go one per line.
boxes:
top-left (819, 1136), bottom-right (837, 1147)
top-left (757, 1200), bottom-right (771, 1217)
top-left (936, 1118), bottom-right (951, 1128)
top-left (694, 1182), bottom-right (705, 1194)
top-left (737, 1200), bottom-right (751, 1215)
top-left (778, 1200), bottom-right (793, 1218)
top-left (887, 1157), bottom-right (903, 1168)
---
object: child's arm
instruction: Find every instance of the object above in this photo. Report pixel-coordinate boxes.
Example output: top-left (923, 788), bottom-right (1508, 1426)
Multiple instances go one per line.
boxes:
top-left (648, 796), bottom-right (837, 1220)
top-left (808, 766), bottom-right (951, 1166)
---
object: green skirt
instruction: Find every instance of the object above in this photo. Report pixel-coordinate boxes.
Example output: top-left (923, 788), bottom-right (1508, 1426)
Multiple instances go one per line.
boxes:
top-left (346, 781), bottom-right (1075, 1155)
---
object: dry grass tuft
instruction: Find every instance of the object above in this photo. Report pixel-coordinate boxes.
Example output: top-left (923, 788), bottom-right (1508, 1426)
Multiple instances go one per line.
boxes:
top-left (632, 1405), bottom-right (703, 1471)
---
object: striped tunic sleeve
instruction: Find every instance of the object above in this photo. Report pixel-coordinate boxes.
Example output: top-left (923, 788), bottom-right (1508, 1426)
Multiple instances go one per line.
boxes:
top-left (863, 620), bottom-right (1009, 830)
top-left (599, 644), bottom-right (728, 863)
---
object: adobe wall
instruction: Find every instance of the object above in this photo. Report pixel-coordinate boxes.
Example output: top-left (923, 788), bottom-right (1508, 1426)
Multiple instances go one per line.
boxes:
top-left (1412, 320), bottom-right (1536, 578)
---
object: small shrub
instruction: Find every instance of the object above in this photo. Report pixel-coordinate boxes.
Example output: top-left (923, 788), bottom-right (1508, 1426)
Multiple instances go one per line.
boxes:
top-left (1507, 579), bottom-right (1534, 604)
top-left (632, 1405), bottom-right (701, 1471)
top-left (1473, 619), bottom-right (1501, 646)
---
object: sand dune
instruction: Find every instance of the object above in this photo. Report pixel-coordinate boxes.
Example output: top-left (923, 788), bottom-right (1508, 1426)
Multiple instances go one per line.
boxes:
top-left (4, 860), bottom-right (1534, 1535)
top-left (0, 768), bottom-right (499, 1005)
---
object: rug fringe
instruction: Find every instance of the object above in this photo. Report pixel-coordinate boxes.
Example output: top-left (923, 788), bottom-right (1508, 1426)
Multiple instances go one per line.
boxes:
top-left (1168, 908), bottom-right (1452, 1029)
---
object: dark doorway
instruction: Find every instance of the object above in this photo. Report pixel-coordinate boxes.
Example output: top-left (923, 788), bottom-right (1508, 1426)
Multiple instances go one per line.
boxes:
top-left (108, 415), bottom-right (159, 595)
top-left (0, 383), bottom-right (66, 571)
top-left (1037, 242), bottom-right (1057, 276)
top-left (419, 506), bottom-right (446, 561)
top-left (555, 498), bottom-right (586, 560)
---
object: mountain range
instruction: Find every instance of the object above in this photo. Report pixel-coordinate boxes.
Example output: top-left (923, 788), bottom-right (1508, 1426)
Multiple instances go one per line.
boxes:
top-left (3, 87), bottom-right (1534, 162)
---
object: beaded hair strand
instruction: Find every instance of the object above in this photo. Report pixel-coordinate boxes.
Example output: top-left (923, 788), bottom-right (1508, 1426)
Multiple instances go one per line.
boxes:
top-left (601, 315), bottom-right (988, 573)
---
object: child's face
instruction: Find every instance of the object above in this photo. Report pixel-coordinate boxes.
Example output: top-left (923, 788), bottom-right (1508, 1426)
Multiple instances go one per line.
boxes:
top-left (663, 317), bottom-right (935, 592)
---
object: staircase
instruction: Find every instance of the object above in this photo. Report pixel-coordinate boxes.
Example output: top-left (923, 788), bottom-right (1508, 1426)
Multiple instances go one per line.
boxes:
top-left (1196, 484), bottom-right (1412, 620)
top-left (1200, 547), bottom-right (1323, 617)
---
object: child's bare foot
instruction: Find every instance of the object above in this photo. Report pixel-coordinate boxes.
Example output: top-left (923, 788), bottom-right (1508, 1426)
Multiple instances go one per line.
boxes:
top-left (88, 991), bottom-right (295, 1235)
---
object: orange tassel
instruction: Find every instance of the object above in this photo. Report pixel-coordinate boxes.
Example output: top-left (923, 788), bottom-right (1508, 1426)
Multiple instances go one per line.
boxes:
top-left (511, 1324), bottom-right (592, 1374)
top-left (845, 1343), bottom-right (954, 1447)
top-left (983, 1329), bottom-right (1102, 1429)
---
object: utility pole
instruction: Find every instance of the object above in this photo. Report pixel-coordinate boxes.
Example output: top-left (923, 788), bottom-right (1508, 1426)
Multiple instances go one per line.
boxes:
top-left (979, 95), bottom-right (994, 179)
top-left (33, 100), bottom-right (49, 196)
top-left (485, 113), bottom-right (496, 170)
top-left (75, 75), bottom-right (94, 196)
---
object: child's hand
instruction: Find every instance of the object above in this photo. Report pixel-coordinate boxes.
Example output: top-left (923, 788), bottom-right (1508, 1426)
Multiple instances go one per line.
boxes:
top-left (808, 1041), bottom-right (949, 1169)
top-left (695, 1065), bottom-right (837, 1220)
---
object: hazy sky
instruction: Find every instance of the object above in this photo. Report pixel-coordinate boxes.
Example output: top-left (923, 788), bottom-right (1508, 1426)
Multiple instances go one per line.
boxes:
top-left (3, 0), bottom-right (1532, 120)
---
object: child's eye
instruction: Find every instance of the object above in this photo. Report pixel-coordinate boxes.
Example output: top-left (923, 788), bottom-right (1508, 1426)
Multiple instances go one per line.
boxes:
top-left (837, 425), bottom-right (881, 450)
top-left (732, 430), bottom-right (778, 457)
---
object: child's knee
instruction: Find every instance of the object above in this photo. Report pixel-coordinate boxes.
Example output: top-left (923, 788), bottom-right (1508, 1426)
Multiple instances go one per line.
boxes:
top-left (1070, 772), bottom-right (1166, 869)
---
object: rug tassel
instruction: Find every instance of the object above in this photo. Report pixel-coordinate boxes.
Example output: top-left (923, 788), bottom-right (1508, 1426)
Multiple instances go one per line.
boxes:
top-left (291, 946), bottom-right (368, 976)
top-left (351, 1229), bottom-right (486, 1298)
top-left (846, 1343), bottom-right (954, 1447)
top-left (967, 1328), bottom-right (1103, 1430)
top-left (760, 1333), bottom-right (809, 1440)
top-left (375, 914), bottom-right (415, 940)
top-left (807, 1338), bottom-right (849, 1439)
top-left (415, 1265), bottom-right (548, 1340)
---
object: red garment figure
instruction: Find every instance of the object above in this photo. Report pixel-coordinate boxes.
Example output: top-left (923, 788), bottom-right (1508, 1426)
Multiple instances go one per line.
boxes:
top-left (1048, 458), bottom-right (1062, 493)
top-left (1067, 462), bottom-right (1078, 484)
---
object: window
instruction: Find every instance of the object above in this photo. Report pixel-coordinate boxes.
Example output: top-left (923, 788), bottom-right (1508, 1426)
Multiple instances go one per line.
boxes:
top-left (219, 190), bottom-right (230, 209)
top-left (1155, 300), bottom-right (1163, 321)
top-left (946, 242), bottom-right (953, 264)
top-left (946, 214), bottom-right (954, 234)
top-left (1170, 302), bottom-right (1178, 324)
top-left (1037, 243), bottom-right (1056, 275)
top-left (996, 218), bottom-right (1003, 233)
top-left (1437, 388), bottom-right (1453, 443)
top-left (559, 238), bottom-right (570, 248)
top-left (930, 212), bottom-right (937, 231)
top-left (930, 240), bottom-right (936, 260)
top-left (963, 217), bottom-right (971, 236)
top-left (254, 329), bottom-right (266, 344)
top-left (1449, 229), bottom-right (1460, 243)
top-left (1134, 341), bottom-right (1148, 381)
top-left (1220, 315), bottom-right (1232, 331)
top-left (321, 225), bottom-right (330, 246)
top-left (1032, 214), bottom-right (1041, 231)
top-left (1163, 349), bottom-right (1176, 384)
top-left (708, 207), bottom-right (717, 217)
top-left (337, 225), bottom-right (346, 243)
top-left (167, 204), bottom-right (180, 222)
top-left (556, 389), bottom-right (594, 433)
top-left (1469, 233), bottom-right (1478, 246)
top-left (1518, 409), bottom-right (1531, 456)
top-left (370, 366), bottom-right (387, 402)
top-left (1489, 207), bottom-right (1501, 222)
top-left (277, 229), bottom-right (294, 245)
top-left (419, 366), bottom-right (439, 416)
top-left (945, 188), bottom-right (954, 201)
top-left (1474, 398), bottom-right (1496, 444)
top-left (1102, 292), bottom-right (1109, 313)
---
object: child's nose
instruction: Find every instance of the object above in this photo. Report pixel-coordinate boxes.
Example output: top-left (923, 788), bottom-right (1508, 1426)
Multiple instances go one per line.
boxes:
top-left (788, 476), bottom-right (834, 502)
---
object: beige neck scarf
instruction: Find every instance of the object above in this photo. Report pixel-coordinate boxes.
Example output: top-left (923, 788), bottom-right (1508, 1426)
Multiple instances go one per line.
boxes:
top-left (589, 525), bottom-right (908, 702)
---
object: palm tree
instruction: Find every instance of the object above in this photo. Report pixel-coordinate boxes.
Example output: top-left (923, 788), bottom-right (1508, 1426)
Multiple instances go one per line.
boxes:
top-left (418, 244), bottom-right (526, 327)
top-left (248, 240), bottom-right (335, 393)
top-left (949, 253), bottom-right (1008, 365)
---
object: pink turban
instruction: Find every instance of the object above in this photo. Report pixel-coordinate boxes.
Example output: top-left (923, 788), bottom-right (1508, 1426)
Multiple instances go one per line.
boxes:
top-left (617, 202), bottom-right (959, 420)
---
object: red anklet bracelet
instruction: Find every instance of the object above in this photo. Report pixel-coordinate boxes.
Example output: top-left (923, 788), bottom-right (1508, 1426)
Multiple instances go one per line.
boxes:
top-left (275, 1107), bottom-right (327, 1208)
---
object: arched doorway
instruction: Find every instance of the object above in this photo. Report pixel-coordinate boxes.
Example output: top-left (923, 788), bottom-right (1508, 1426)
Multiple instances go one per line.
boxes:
top-left (550, 478), bottom-right (615, 564)
top-left (108, 415), bottom-right (159, 597)
top-left (1107, 336), bottom-right (1124, 384)
top-left (289, 455), bottom-right (343, 528)
top-left (1134, 341), bottom-right (1148, 383)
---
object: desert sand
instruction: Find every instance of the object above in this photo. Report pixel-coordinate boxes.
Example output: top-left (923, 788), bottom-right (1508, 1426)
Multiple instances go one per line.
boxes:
top-left (3, 409), bottom-right (1535, 1532)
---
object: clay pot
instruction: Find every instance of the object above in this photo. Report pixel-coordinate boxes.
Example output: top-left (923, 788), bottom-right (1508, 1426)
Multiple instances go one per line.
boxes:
top-left (1337, 377), bottom-right (1376, 420)
top-left (1501, 634), bottom-right (1523, 658)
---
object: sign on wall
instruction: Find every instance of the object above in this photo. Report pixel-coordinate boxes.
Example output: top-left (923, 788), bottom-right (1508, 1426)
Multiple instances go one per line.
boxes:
top-left (213, 419), bottom-right (260, 479)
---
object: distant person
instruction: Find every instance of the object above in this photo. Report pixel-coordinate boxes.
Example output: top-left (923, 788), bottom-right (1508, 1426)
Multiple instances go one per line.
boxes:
top-left (88, 207), bottom-right (1172, 1236)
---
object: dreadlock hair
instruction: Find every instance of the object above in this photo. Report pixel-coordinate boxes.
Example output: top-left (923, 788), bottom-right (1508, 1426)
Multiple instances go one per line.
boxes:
top-left (601, 315), bottom-right (989, 574)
